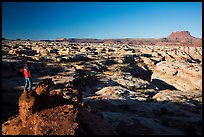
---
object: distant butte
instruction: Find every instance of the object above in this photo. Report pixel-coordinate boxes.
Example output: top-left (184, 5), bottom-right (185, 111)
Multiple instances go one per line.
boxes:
top-left (167, 31), bottom-right (202, 45)
top-left (55, 31), bottom-right (202, 47)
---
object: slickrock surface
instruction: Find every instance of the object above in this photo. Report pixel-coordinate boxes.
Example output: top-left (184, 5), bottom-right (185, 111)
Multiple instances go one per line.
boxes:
top-left (2, 32), bottom-right (202, 135)
top-left (151, 61), bottom-right (202, 91)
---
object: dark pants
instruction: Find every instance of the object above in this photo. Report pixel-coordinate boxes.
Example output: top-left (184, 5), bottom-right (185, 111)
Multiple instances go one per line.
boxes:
top-left (25, 77), bottom-right (32, 92)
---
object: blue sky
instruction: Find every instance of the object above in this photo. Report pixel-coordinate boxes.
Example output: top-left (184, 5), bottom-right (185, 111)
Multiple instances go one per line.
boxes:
top-left (2, 2), bottom-right (202, 40)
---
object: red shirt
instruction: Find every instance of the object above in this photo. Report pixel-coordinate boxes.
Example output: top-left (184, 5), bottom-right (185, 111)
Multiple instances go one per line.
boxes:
top-left (20, 67), bottom-right (32, 78)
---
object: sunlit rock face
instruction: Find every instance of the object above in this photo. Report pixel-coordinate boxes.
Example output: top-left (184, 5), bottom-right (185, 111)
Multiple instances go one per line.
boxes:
top-left (19, 89), bottom-right (37, 128)
top-left (151, 60), bottom-right (202, 91)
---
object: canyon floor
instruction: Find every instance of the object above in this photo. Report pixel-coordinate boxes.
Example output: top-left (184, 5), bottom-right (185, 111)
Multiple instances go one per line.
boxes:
top-left (2, 40), bottom-right (202, 135)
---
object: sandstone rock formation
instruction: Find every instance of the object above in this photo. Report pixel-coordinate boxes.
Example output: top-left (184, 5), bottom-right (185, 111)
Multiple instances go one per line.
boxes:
top-left (151, 61), bottom-right (202, 91)
top-left (2, 33), bottom-right (202, 135)
top-left (18, 89), bottom-right (37, 128)
top-left (2, 79), bottom-right (116, 135)
top-left (167, 31), bottom-right (202, 46)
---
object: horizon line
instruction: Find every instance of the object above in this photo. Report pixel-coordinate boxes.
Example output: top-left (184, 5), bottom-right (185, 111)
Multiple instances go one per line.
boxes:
top-left (3, 36), bottom-right (202, 41)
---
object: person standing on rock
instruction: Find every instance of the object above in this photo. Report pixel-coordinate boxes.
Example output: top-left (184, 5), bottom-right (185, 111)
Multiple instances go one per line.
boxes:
top-left (20, 62), bottom-right (32, 92)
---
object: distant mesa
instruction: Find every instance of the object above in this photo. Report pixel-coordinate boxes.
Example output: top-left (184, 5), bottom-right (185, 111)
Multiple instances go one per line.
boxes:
top-left (54, 31), bottom-right (201, 47)
top-left (168, 31), bottom-right (191, 40)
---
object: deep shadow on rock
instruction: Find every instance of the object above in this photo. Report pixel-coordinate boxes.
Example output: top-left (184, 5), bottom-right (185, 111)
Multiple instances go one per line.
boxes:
top-left (84, 98), bottom-right (202, 135)
top-left (151, 79), bottom-right (177, 90)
